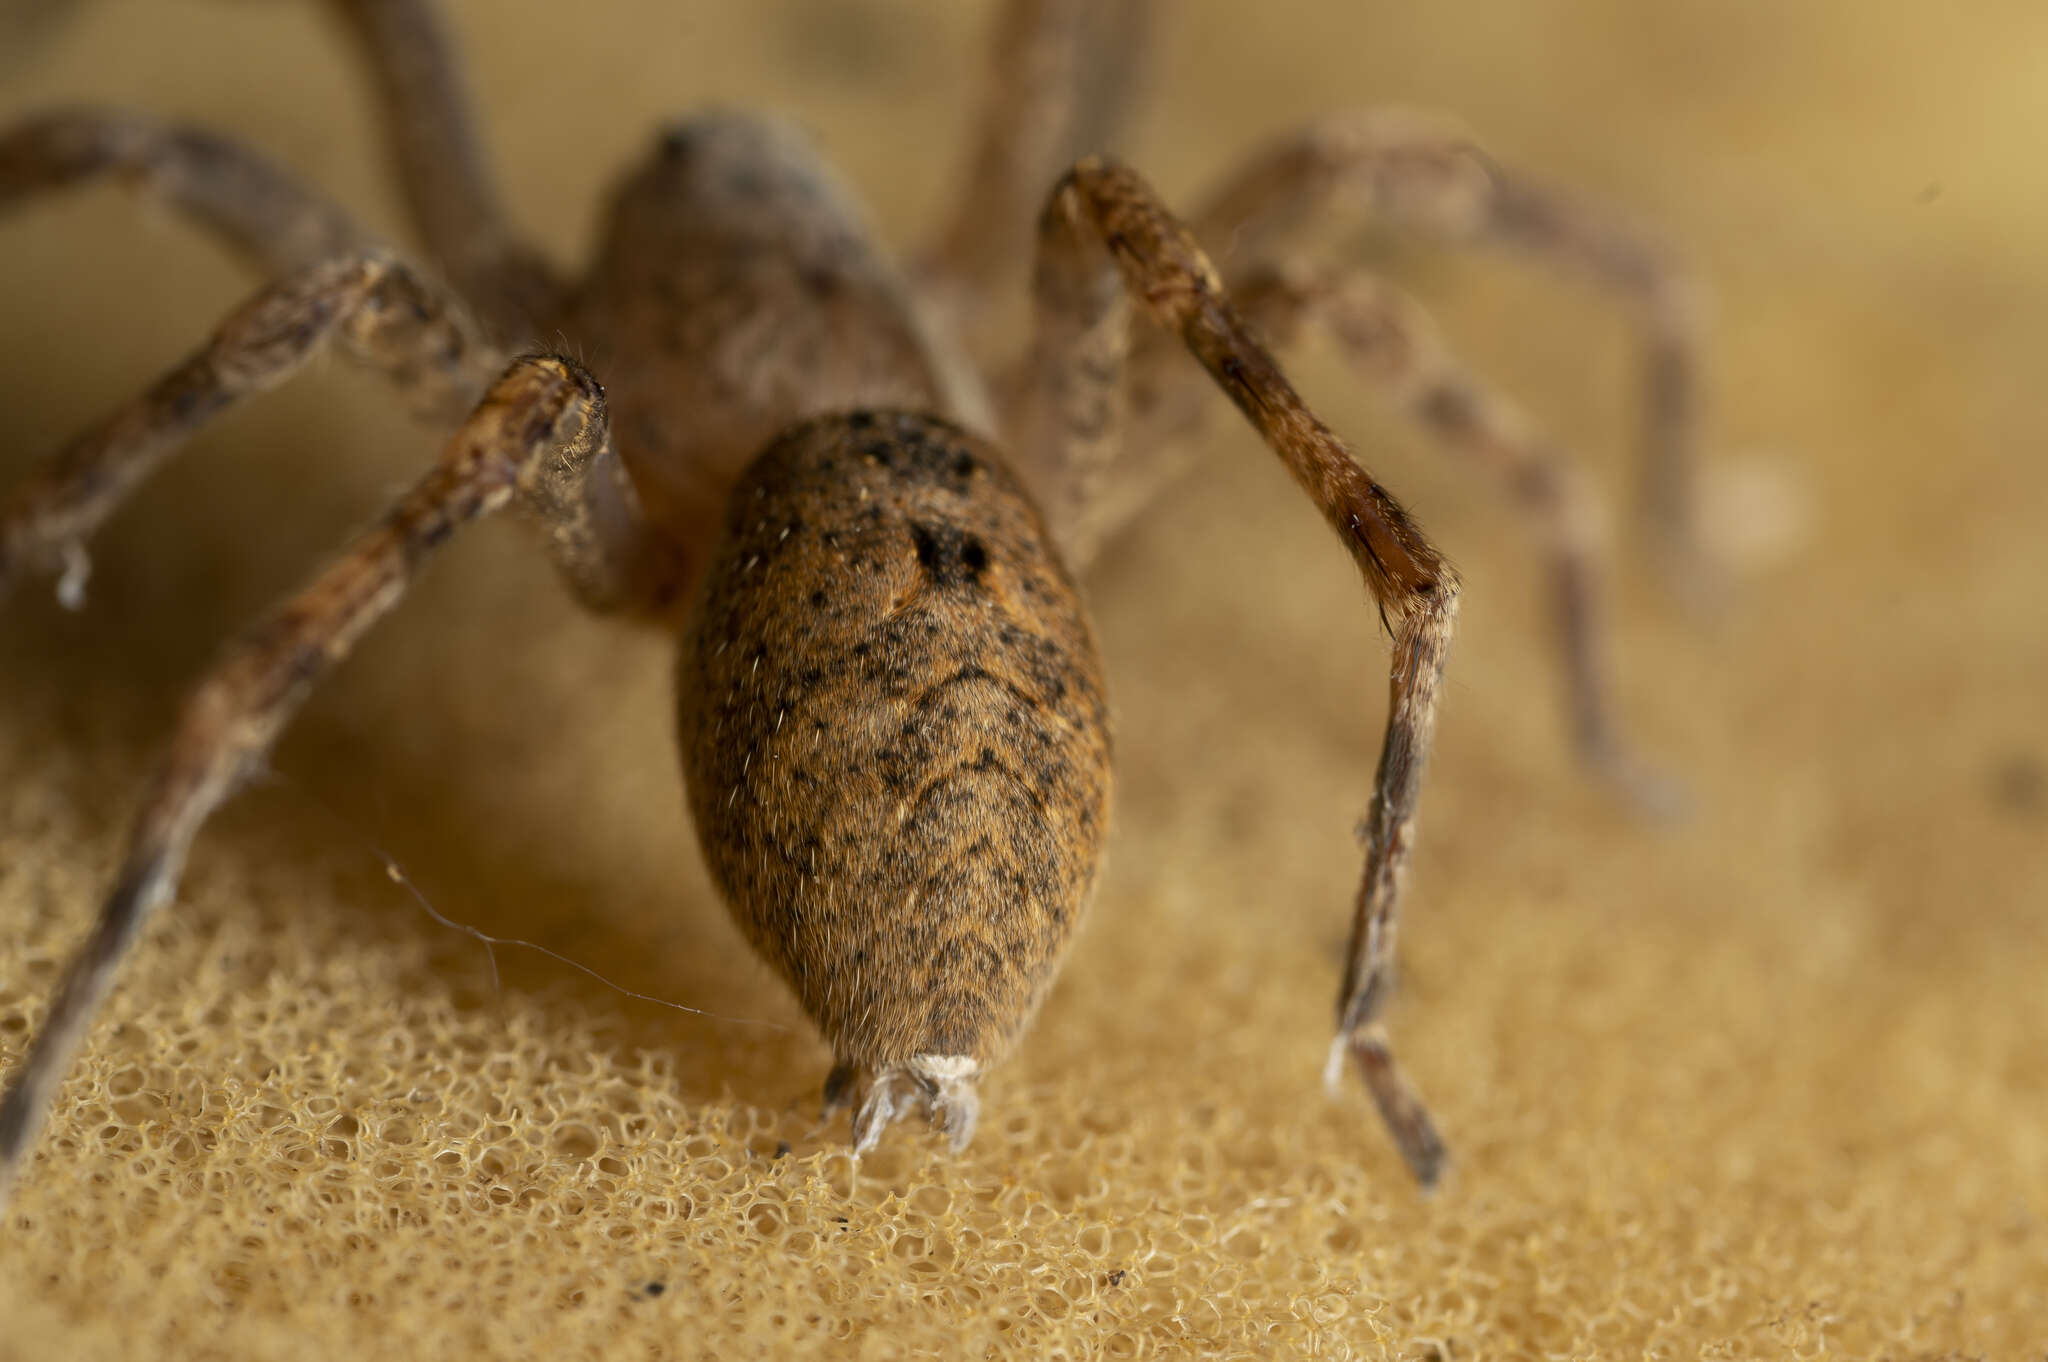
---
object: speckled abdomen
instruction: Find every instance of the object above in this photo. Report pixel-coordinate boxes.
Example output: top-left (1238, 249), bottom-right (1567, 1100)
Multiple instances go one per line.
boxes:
top-left (678, 410), bottom-right (1112, 1073)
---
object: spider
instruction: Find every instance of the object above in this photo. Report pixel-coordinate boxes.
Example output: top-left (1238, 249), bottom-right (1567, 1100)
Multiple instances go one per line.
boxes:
top-left (0, 0), bottom-right (1701, 1199)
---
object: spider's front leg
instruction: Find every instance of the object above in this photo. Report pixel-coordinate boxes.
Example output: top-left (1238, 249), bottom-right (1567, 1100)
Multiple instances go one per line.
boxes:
top-left (1018, 158), bottom-right (1458, 1188)
top-left (0, 352), bottom-right (633, 1206)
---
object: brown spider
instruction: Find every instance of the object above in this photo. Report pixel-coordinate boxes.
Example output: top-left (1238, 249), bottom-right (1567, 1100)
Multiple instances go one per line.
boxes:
top-left (0, 0), bottom-right (1701, 1199)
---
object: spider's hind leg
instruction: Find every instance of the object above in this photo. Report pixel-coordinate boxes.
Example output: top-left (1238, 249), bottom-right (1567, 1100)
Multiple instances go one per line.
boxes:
top-left (327, 0), bottom-right (566, 337)
top-left (1190, 110), bottom-right (1709, 600)
top-left (0, 252), bottom-right (494, 606)
top-left (915, 0), bottom-right (1158, 351)
top-left (0, 247), bottom-right (680, 618)
top-left (0, 107), bottom-right (375, 277)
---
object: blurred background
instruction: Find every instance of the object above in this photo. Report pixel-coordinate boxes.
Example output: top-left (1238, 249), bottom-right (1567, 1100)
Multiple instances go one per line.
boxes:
top-left (1, 2), bottom-right (2042, 1357)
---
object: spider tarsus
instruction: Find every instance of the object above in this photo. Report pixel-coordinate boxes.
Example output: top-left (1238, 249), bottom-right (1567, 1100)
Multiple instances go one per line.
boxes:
top-left (1337, 1030), bottom-right (1448, 1193)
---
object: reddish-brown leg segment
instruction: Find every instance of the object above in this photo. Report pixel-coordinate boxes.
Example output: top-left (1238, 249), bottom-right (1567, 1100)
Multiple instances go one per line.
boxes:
top-left (1023, 158), bottom-right (1459, 1187)
top-left (0, 355), bottom-right (612, 1205)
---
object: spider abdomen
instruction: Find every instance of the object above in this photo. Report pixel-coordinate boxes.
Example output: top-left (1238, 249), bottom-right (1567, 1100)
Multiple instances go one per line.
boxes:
top-left (678, 410), bottom-right (1112, 1071)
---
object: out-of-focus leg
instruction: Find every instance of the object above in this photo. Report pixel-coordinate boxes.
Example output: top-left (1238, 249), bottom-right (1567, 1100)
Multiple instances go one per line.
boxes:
top-left (916, 0), bottom-right (1156, 339)
top-left (0, 253), bottom-right (497, 607)
top-left (326, 0), bottom-right (567, 338)
top-left (0, 107), bottom-right (374, 275)
top-left (1193, 110), bottom-right (1706, 594)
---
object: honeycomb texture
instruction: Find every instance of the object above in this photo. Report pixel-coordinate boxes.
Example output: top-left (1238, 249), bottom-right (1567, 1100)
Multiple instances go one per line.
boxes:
top-left (2, 1), bottom-right (2045, 1357)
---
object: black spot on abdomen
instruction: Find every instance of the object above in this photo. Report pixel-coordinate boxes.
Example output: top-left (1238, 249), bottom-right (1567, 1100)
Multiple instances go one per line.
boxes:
top-left (910, 521), bottom-right (991, 589)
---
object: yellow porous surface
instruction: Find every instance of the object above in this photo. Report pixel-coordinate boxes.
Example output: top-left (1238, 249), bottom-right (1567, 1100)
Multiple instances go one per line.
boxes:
top-left (2, 1), bottom-right (2044, 1357)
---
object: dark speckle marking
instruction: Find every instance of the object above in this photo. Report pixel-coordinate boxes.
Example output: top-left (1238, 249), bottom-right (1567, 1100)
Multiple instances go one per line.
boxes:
top-left (909, 522), bottom-right (990, 589)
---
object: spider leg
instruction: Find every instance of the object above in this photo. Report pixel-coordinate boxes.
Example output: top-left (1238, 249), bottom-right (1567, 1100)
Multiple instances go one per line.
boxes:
top-left (0, 107), bottom-right (375, 276)
top-left (1191, 111), bottom-right (1706, 598)
top-left (0, 354), bottom-right (610, 1207)
top-left (1124, 262), bottom-right (1681, 814)
top-left (0, 252), bottom-right (499, 606)
top-left (1240, 264), bottom-right (1685, 812)
top-left (1023, 158), bottom-right (1458, 1188)
top-left (325, 0), bottom-right (565, 338)
top-left (0, 246), bottom-right (672, 616)
top-left (517, 389), bottom-right (686, 619)
top-left (1065, 0), bottom-right (1157, 172)
top-left (920, 0), bottom-right (1086, 316)
top-left (915, 0), bottom-right (1155, 341)
top-left (1007, 176), bottom-right (1133, 546)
